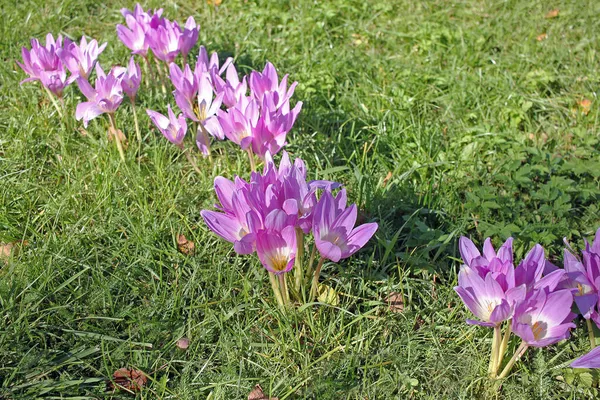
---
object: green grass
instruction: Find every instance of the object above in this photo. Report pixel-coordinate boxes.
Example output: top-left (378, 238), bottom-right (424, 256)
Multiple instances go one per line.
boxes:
top-left (1, 0), bottom-right (600, 398)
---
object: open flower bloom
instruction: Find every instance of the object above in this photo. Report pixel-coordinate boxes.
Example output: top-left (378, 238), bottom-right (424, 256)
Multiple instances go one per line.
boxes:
top-left (256, 225), bottom-right (297, 275)
top-left (59, 36), bottom-right (107, 83)
top-left (75, 64), bottom-right (124, 127)
top-left (512, 289), bottom-right (576, 347)
top-left (312, 190), bottom-right (378, 263)
top-left (147, 19), bottom-right (181, 63)
top-left (196, 46), bottom-right (231, 77)
top-left (249, 61), bottom-right (298, 109)
top-left (117, 15), bottom-right (149, 57)
top-left (118, 57), bottom-right (141, 101)
top-left (170, 63), bottom-right (198, 105)
top-left (218, 96), bottom-right (259, 149)
top-left (454, 264), bottom-right (526, 327)
top-left (213, 63), bottom-right (248, 108)
top-left (146, 105), bottom-right (187, 147)
top-left (179, 16), bottom-right (198, 59)
top-left (18, 33), bottom-right (69, 97)
top-left (202, 152), bottom-right (343, 256)
top-left (572, 346), bottom-right (600, 369)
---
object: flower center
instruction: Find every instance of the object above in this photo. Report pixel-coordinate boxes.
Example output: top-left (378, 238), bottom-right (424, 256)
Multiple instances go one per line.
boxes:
top-left (532, 321), bottom-right (546, 341)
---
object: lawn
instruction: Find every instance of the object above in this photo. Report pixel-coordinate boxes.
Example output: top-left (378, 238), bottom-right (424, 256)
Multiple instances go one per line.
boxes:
top-left (1, 0), bottom-right (600, 398)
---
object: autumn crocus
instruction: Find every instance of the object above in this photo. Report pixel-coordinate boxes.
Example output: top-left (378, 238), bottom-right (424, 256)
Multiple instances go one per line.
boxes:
top-left (147, 105), bottom-right (187, 148)
top-left (116, 57), bottom-right (142, 142)
top-left (179, 17), bottom-right (198, 63)
top-left (76, 64), bottom-right (127, 160)
top-left (250, 61), bottom-right (298, 109)
top-left (59, 36), bottom-right (107, 83)
top-left (18, 33), bottom-right (69, 115)
top-left (489, 288), bottom-right (577, 380)
top-left (147, 19), bottom-right (181, 64)
top-left (572, 346), bottom-right (600, 369)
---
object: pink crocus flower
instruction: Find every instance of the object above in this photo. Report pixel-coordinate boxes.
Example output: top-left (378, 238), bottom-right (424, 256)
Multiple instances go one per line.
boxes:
top-left (59, 36), bottom-right (107, 83)
top-left (249, 61), bottom-right (298, 109)
top-left (147, 19), bottom-right (181, 64)
top-left (179, 16), bottom-right (199, 60)
top-left (118, 57), bottom-right (142, 101)
top-left (75, 64), bottom-right (124, 127)
top-left (256, 226), bottom-right (297, 275)
top-left (17, 33), bottom-right (69, 97)
top-left (117, 15), bottom-right (149, 57)
top-left (312, 190), bottom-right (378, 263)
top-left (146, 105), bottom-right (187, 148)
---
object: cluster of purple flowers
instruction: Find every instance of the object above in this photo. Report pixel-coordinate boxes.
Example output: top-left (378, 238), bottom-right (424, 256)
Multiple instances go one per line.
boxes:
top-left (201, 152), bottom-right (377, 304)
top-left (455, 230), bottom-right (600, 376)
top-left (117, 4), bottom-right (198, 64)
top-left (17, 34), bottom-right (107, 99)
top-left (148, 50), bottom-right (302, 162)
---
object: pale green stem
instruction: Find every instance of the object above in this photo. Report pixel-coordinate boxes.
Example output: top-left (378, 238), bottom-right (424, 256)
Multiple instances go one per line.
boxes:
top-left (246, 147), bottom-right (257, 172)
top-left (310, 257), bottom-right (325, 301)
top-left (43, 87), bottom-right (64, 118)
top-left (183, 148), bottom-right (202, 175)
top-left (305, 244), bottom-right (317, 287)
top-left (496, 320), bottom-right (512, 371)
top-left (108, 113), bottom-right (126, 162)
top-left (278, 273), bottom-right (290, 306)
top-left (490, 325), bottom-right (502, 378)
top-left (269, 272), bottom-right (284, 308)
top-left (587, 319), bottom-right (596, 349)
top-left (131, 99), bottom-right (142, 143)
top-left (143, 55), bottom-right (155, 86)
top-left (293, 228), bottom-right (305, 295)
top-left (497, 342), bottom-right (528, 380)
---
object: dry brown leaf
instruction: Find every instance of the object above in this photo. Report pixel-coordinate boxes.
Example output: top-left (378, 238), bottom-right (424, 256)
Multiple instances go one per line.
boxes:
top-left (248, 385), bottom-right (278, 400)
top-left (536, 33), bottom-right (547, 41)
top-left (545, 9), bottom-right (559, 18)
top-left (382, 171), bottom-right (393, 187)
top-left (385, 292), bottom-right (405, 313)
top-left (578, 99), bottom-right (592, 115)
top-left (0, 240), bottom-right (28, 264)
top-left (108, 126), bottom-right (129, 149)
top-left (176, 337), bottom-right (190, 350)
top-left (207, 0), bottom-right (222, 6)
top-left (108, 368), bottom-right (147, 392)
top-left (177, 234), bottom-right (195, 255)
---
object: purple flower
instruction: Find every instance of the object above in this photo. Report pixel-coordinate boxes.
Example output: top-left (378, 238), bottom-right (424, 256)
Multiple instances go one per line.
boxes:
top-left (179, 16), bottom-right (199, 59)
top-left (512, 289), bottom-right (576, 347)
top-left (572, 346), bottom-right (600, 369)
top-left (312, 190), bottom-right (378, 262)
top-left (17, 33), bottom-right (69, 97)
top-left (213, 63), bottom-right (248, 108)
top-left (249, 61), bottom-right (298, 109)
top-left (196, 46), bottom-right (231, 77)
top-left (454, 264), bottom-right (526, 327)
top-left (147, 19), bottom-right (181, 63)
top-left (59, 36), bottom-right (107, 83)
top-left (146, 105), bottom-right (187, 147)
top-left (75, 64), bottom-right (124, 127)
top-left (256, 225), bottom-right (297, 275)
top-left (251, 93), bottom-right (302, 158)
top-left (218, 97), bottom-right (259, 150)
top-left (118, 57), bottom-right (141, 101)
top-left (117, 15), bottom-right (149, 57)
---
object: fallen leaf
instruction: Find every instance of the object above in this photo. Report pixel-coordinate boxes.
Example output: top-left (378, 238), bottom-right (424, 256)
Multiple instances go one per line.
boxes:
top-left (545, 9), bottom-right (559, 18)
top-left (207, 0), bottom-right (222, 5)
top-left (176, 337), bottom-right (189, 350)
top-left (177, 234), bottom-right (195, 255)
top-left (108, 126), bottom-right (129, 149)
top-left (385, 292), bottom-right (404, 313)
top-left (578, 99), bottom-right (592, 115)
top-left (382, 171), bottom-right (393, 187)
top-left (248, 384), bottom-right (278, 400)
top-left (351, 33), bottom-right (367, 46)
top-left (536, 33), bottom-right (547, 41)
top-left (0, 240), bottom-right (28, 264)
top-left (108, 368), bottom-right (147, 392)
top-left (317, 284), bottom-right (339, 306)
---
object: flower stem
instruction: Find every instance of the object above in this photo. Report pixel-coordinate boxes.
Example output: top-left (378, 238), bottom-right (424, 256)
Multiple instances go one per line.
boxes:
top-left (131, 99), bottom-right (142, 143)
top-left (305, 244), bottom-right (317, 287)
top-left (293, 228), bottom-right (305, 296)
top-left (197, 123), bottom-right (213, 162)
top-left (143, 55), bottom-right (155, 86)
top-left (490, 325), bottom-right (502, 378)
top-left (497, 342), bottom-right (528, 380)
top-left (183, 148), bottom-right (202, 175)
top-left (587, 319), bottom-right (596, 349)
top-left (269, 272), bottom-right (285, 308)
top-left (496, 320), bottom-right (512, 372)
top-left (246, 148), bottom-right (256, 172)
top-left (278, 273), bottom-right (290, 306)
top-left (108, 113), bottom-right (126, 162)
top-left (43, 87), bottom-right (64, 118)
top-left (310, 256), bottom-right (325, 301)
